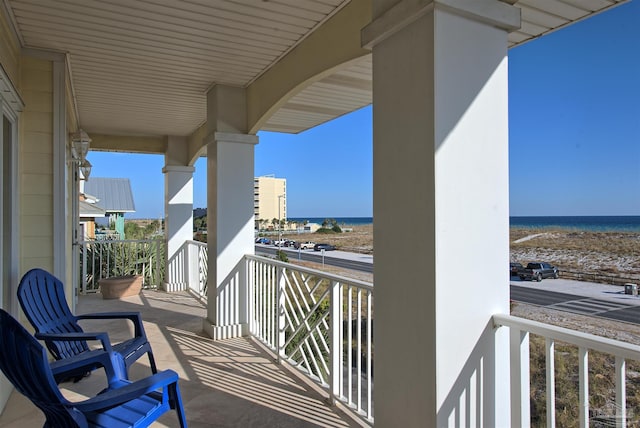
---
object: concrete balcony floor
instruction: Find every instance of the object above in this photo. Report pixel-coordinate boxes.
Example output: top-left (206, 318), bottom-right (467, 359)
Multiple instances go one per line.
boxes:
top-left (0, 291), bottom-right (362, 427)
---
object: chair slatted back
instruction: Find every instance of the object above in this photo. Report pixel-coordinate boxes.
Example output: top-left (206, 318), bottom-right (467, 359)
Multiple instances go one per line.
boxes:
top-left (18, 268), bottom-right (90, 360)
top-left (0, 309), bottom-right (86, 427)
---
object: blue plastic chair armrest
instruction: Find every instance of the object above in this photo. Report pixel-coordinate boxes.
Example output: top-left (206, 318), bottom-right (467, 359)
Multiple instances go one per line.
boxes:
top-left (74, 370), bottom-right (179, 412)
top-left (36, 331), bottom-right (114, 353)
top-left (76, 312), bottom-right (145, 337)
top-left (49, 349), bottom-right (121, 386)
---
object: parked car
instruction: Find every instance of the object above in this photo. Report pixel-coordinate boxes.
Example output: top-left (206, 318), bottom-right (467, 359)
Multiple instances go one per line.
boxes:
top-left (272, 239), bottom-right (287, 247)
top-left (283, 240), bottom-right (297, 247)
top-left (295, 241), bottom-right (315, 250)
top-left (314, 243), bottom-right (335, 251)
top-left (510, 262), bottom-right (524, 276)
top-left (519, 262), bottom-right (559, 282)
top-left (255, 237), bottom-right (271, 245)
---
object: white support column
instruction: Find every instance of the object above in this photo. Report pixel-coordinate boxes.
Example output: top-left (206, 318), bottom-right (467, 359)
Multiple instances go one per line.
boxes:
top-left (363, 1), bottom-right (520, 426)
top-left (203, 132), bottom-right (257, 340)
top-left (162, 164), bottom-right (195, 292)
top-left (202, 84), bottom-right (257, 340)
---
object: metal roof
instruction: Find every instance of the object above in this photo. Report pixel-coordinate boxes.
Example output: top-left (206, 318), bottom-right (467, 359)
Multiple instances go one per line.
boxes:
top-left (83, 178), bottom-right (136, 213)
top-left (2, 0), bottom-right (628, 137)
top-left (79, 200), bottom-right (106, 218)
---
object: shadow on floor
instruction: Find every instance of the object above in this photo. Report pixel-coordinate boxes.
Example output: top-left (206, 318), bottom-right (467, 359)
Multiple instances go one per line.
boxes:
top-left (0, 290), bottom-right (365, 428)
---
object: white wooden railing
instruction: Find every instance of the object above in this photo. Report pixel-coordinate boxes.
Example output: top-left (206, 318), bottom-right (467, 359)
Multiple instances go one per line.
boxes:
top-left (79, 238), bottom-right (164, 293)
top-left (245, 254), bottom-right (375, 422)
top-left (186, 240), bottom-right (208, 298)
top-left (494, 314), bottom-right (640, 428)
top-left (83, 240), bottom-right (640, 426)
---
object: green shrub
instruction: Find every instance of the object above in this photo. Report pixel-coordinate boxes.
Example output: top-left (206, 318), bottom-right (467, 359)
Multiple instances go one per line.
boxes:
top-left (276, 250), bottom-right (289, 262)
top-left (316, 228), bottom-right (334, 234)
top-left (331, 224), bottom-right (342, 233)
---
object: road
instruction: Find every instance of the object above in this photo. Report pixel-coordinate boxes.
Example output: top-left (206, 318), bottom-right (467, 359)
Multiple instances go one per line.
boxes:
top-left (256, 245), bottom-right (640, 324)
top-left (511, 279), bottom-right (640, 325)
top-left (255, 245), bottom-right (374, 273)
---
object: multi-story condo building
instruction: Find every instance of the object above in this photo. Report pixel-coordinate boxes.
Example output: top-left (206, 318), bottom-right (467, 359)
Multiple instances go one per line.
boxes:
top-left (254, 176), bottom-right (286, 230)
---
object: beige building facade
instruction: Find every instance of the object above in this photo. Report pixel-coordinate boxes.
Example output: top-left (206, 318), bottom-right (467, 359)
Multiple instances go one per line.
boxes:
top-left (254, 176), bottom-right (286, 229)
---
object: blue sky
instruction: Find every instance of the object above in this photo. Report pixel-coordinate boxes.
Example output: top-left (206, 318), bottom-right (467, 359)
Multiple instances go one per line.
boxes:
top-left (89, 1), bottom-right (640, 219)
top-left (509, 1), bottom-right (640, 216)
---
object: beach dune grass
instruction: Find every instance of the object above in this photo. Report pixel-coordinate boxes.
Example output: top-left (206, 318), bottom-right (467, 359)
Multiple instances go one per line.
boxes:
top-left (510, 228), bottom-right (640, 280)
top-left (528, 334), bottom-right (640, 426)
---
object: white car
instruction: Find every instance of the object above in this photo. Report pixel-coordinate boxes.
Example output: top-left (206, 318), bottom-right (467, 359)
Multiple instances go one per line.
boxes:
top-left (298, 241), bottom-right (315, 250)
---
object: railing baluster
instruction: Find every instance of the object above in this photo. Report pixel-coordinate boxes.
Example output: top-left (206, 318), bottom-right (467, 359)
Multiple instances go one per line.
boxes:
top-left (546, 338), bottom-right (555, 428)
top-left (259, 262), bottom-right (265, 339)
top-left (579, 347), bottom-right (589, 428)
top-left (81, 242), bottom-right (87, 294)
top-left (615, 356), bottom-right (625, 428)
top-left (366, 289), bottom-right (372, 417)
top-left (330, 280), bottom-right (341, 404)
top-left (510, 328), bottom-right (530, 428)
top-left (357, 288), bottom-right (362, 411)
top-left (348, 286), bottom-right (353, 405)
top-left (267, 263), bottom-right (272, 345)
top-left (277, 265), bottom-right (286, 361)
top-left (156, 239), bottom-right (161, 286)
top-left (339, 282), bottom-right (344, 400)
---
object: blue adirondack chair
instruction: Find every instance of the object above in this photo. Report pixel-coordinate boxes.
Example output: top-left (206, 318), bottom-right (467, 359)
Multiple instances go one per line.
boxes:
top-left (17, 268), bottom-right (157, 382)
top-left (0, 309), bottom-right (187, 428)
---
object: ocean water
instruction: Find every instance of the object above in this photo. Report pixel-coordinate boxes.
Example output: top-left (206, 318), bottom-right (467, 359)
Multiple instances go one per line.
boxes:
top-left (510, 216), bottom-right (640, 232)
top-left (289, 216), bottom-right (640, 231)
top-left (289, 217), bottom-right (373, 226)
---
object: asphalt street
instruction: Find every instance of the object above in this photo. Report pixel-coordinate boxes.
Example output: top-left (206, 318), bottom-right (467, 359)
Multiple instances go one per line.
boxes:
top-left (256, 244), bottom-right (640, 324)
top-left (511, 277), bottom-right (640, 325)
top-left (255, 244), bottom-right (374, 273)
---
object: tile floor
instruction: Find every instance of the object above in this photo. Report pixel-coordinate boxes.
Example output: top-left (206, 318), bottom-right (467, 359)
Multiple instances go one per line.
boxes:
top-left (0, 290), bottom-right (364, 427)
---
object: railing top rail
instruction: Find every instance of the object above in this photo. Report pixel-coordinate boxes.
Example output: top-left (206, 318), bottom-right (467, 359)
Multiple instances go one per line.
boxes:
top-left (186, 240), bottom-right (207, 248)
top-left (494, 313), bottom-right (640, 361)
top-left (79, 238), bottom-right (164, 245)
top-left (245, 254), bottom-right (374, 292)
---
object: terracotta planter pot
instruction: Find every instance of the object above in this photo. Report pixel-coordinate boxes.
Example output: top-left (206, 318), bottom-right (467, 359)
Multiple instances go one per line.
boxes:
top-left (99, 275), bottom-right (143, 299)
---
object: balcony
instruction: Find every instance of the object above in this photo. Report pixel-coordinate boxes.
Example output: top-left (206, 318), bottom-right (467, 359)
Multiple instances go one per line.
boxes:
top-left (0, 289), bottom-right (361, 427)
top-left (2, 242), bottom-right (640, 427)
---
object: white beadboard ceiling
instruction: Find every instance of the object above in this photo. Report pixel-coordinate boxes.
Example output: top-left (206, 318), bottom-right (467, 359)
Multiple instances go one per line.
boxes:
top-left (3, 0), bottom-right (628, 138)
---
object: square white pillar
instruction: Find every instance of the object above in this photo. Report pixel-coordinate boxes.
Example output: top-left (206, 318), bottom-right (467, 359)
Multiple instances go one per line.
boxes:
top-left (363, 1), bottom-right (519, 426)
top-left (163, 165), bottom-right (195, 292)
top-left (203, 132), bottom-right (258, 340)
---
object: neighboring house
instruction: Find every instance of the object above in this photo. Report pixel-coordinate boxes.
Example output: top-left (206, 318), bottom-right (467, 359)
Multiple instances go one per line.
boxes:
top-left (83, 178), bottom-right (136, 239)
top-left (78, 198), bottom-right (105, 240)
top-left (303, 223), bottom-right (320, 233)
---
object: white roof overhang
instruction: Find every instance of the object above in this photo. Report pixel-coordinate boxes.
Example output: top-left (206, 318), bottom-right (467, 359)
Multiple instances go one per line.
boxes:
top-left (2, 0), bottom-right (628, 145)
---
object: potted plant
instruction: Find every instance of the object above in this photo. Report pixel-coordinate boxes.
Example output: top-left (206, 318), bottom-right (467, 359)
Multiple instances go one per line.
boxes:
top-left (99, 274), bottom-right (143, 299)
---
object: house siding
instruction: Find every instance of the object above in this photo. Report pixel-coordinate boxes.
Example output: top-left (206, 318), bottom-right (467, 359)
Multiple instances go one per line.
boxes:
top-left (19, 57), bottom-right (54, 274)
top-left (0, 6), bottom-right (20, 88)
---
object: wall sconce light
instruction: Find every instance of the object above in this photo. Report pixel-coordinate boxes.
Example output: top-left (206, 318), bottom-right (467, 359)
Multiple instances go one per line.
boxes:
top-left (70, 129), bottom-right (91, 163)
top-left (79, 159), bottom-right (92, 181)
top-left (70, 129), bottom-right (92, 180)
